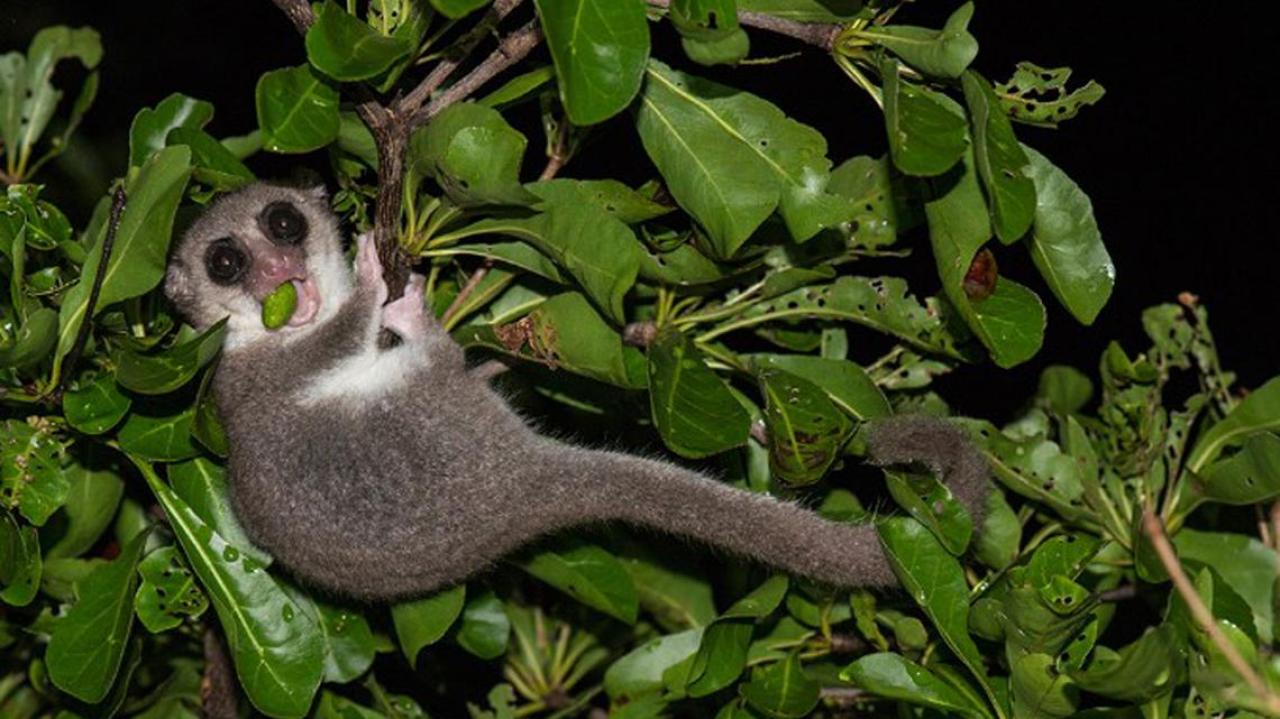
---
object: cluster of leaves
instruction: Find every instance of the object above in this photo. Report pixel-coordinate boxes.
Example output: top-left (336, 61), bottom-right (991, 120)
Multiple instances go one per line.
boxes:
top-left (2, 1), bottom-right (1277, 718)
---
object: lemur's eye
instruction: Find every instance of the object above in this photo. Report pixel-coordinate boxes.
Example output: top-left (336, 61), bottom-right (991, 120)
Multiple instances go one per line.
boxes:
top-left (205, 238), bottom-right (248, 285)
top-left (260, 201), bottom-right (307, 245)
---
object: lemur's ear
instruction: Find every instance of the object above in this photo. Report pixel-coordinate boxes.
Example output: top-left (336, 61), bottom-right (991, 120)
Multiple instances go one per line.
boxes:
top-left (288, 167), bottom-right (328, 201)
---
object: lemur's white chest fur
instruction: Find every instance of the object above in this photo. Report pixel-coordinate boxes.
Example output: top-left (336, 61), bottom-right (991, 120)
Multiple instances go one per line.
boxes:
top-left (296, 344), bottom-right (423, 406)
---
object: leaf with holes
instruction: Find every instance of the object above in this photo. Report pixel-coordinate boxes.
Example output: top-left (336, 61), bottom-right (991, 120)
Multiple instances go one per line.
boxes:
top-left (757, 366), bottom-right (854, 485)
top-left (135, 545), bottom-right (209, 633)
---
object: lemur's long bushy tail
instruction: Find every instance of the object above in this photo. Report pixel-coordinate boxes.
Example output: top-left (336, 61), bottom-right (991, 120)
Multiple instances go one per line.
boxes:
top-left (578, 415), bottom-right (991, 588)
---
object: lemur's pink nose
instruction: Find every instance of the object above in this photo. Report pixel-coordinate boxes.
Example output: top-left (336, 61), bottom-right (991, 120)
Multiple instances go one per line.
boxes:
top-left (249, 248), bottom-right (306, 298)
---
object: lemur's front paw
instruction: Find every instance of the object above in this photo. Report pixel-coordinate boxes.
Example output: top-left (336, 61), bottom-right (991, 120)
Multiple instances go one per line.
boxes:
top-left (355, 233), bottom-right (388, 306)
top-left (382, 273), bottom-right (428, 343)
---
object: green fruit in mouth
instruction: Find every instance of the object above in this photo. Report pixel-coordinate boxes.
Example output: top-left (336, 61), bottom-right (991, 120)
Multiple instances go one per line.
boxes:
top-left (261, 282), bottom-right (298, 330)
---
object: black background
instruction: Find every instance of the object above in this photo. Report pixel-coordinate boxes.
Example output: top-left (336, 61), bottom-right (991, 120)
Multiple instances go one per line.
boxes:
top-left (2, 1), bottom-right (1276, 421)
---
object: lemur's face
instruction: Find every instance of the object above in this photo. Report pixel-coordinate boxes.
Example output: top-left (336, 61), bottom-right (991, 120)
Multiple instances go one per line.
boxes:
top-left (165, 184), bottom-right (352, 344)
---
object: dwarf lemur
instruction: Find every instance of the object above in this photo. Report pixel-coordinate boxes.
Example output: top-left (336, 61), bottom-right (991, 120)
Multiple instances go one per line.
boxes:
top-left (164, 182), bottom-right (991, 601)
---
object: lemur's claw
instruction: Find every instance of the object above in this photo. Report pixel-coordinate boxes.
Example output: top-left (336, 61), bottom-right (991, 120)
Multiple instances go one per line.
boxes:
top-left (355, 233), bottom-right (388, 306)
top-left (383, 272), bottom-right (427, 343)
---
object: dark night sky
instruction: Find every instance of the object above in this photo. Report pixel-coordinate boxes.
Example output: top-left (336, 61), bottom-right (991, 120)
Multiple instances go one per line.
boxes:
top-left (2, 1), bottom-right (1276, 421)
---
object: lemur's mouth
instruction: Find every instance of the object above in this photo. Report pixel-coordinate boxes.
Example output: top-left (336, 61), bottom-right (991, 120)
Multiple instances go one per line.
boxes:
top-left (288, 277), bottom-right (321, 326)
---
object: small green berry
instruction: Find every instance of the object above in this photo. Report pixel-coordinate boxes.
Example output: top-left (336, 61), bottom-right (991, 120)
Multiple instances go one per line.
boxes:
top-left (261, 282), bottom-right (298, 330)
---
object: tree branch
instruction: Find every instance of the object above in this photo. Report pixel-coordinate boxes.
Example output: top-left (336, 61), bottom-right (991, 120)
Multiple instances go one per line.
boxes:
top-left (268, 0), bottom-right (542, 311)
top-left (270, 0), bottom-right (315, 33)
top-left (1142, 510), bottom-right (1280, 713)
top-left (646, 0), bottom-right (841, 51)
top-left (398, 0), bottom-right (526, 113)
top-left (60, 186), bottom-right (126, 392)
top-left (409, 20), bottom-right (543, 131)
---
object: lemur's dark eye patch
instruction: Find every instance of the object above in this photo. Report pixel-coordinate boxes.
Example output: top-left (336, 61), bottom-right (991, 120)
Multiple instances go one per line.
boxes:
top-left (260, 201), bottom-right (307, 246)
top-left (205, 237), bottom-right (248, 285)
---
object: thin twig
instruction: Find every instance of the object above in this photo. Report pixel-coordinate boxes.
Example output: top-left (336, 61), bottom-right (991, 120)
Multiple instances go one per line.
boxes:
top-left (201, 625), bottom-right (239, 719)
top-left (1097, 584), bottom-right (1138, 603)
top-left (538, 120), bottom-right (570, 181)
top-left (61, 186), bottom-right (126, 392)
top-left (646, 0), bottom-right (842, 51)
top-left (441, 260), bottom-right (492, 327)
top-left (1142, 510), bottom-right (1280, 713)
top-left (270, 0), bottom-right (315, 33)
top-left (398, 0), bottom-right (525, 112)
top-left (409, 20), bottom-right (543, 130)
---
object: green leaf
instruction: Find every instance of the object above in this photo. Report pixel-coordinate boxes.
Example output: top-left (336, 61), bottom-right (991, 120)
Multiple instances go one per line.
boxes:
top-left (827, 154), bottom-right (910, 249)
top-left (134, 457), bottom-right (325, 718)
top-left (687, 621), bottom-right (753, 697)
top-left (716, 275), bottom-right (970, 360)
top-left (167, 127), bottom-right (256, 191)
top-left (925, 146), bottom-right (1046, 367)
top-left (62, 373), bottom-right (131, 435)
top-left (683, 576), bottom-right (788, 697)
top-left (884, 469), bottom-right (974, 555)
top-left (0, 306), bottom-right (56, 369)
top-left (459, 291), bottom-right (645, 387)
top-left (117, 399), bottom-right (199, 462)
top-left (1068, 624), bottom-right (1184, 702)
top-left (391, 584), bottom-right (466, 668)
top-left (671, 0), bottom-right (749, 66)
top-left (1023, 146), bottom-right (1113, 324)
top-left (1196, 432), bottom-right (1280, 506)
top-left (841, 653), bottom-right (987, 718)
top-left (128, 93), bottom-right (213, 168)
top-left (637, 61), bottom-right (855, 252)
top-left (306, 0), bottom-right (413, 81)
top-left (0, 26), bottom-right (101, 169)
top-left (478, 65), bottom-right (556, 108)
top-left (624, 552), bottom-right (717, 631)
top-left (299, 594), bottom-right (378, 684)
top-left (256, 64), bottom-right (340, 153)
top-left (961, 71), bottom-right (1035, 243)
top-left (409, 102), bottom-right (535, 207)
top-left (605, 627), bottom-right (703, 699)
top-left (647, 329), bottom-right (751, 458)
top-left (738, 652), bottom-right (820, 718)
top-left (52, 146), bottom-right (193, 382)
top-left (169, 458), bottom-right (273, 568)
top-left (878, 517), bottom-right (995, 705)
top-left (522, 541), bottom-right (638, 623)
top-left (45, 447), bottom-right (124, 559)
top-left (748, 354), bottom-right (891, 419)
top-left (1188, 376), bottom-right (1280, 472)
top-left (114, 319), bottom-right (226, 395)
top-left (0, 509), bottom-right (41, 606)
top-left (444, 187), bottom-right (642, 324)
top-left (1, 418), bottom-right (68, 526)
top-left (855, 3), bottom-right (976, 78)
top-left (134, 545), bottom-right (208, 633)
top-left (527, 179), bottom-right (644, 320)
top-left (1010, 652), bottom-right (1078, 717)
top-left (430, 0), bottom-right (490, 19)
top-left (535, 0), bottom-right (650, 124)
top-left (757, 366), bottom-right (854, 485)
top-left (455, 590), bottom-right (510, 659)
top-left (1036, 365), bottom-right (1093, 414)
top-left (883, 59), bottom-right (967, 176)
top-left (1175, 529), bottom-right (1277, 643)
top-left (46, 531), bottom-right (145, 703)
top-left (974, 488), bottom-right (1020, 570)
top-left (995, 62), bottom-right (1105, 128)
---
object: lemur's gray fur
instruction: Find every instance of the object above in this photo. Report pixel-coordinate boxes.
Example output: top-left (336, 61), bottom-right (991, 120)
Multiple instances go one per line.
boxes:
top-left (164, 182), bottom-right (992, 602)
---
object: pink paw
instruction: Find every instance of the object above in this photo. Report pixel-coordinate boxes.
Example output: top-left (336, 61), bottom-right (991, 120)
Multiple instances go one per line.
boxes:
top-left (355, 233), bottom-right (388, 305)
top-left (382, 273), bottom-right (427, 343)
